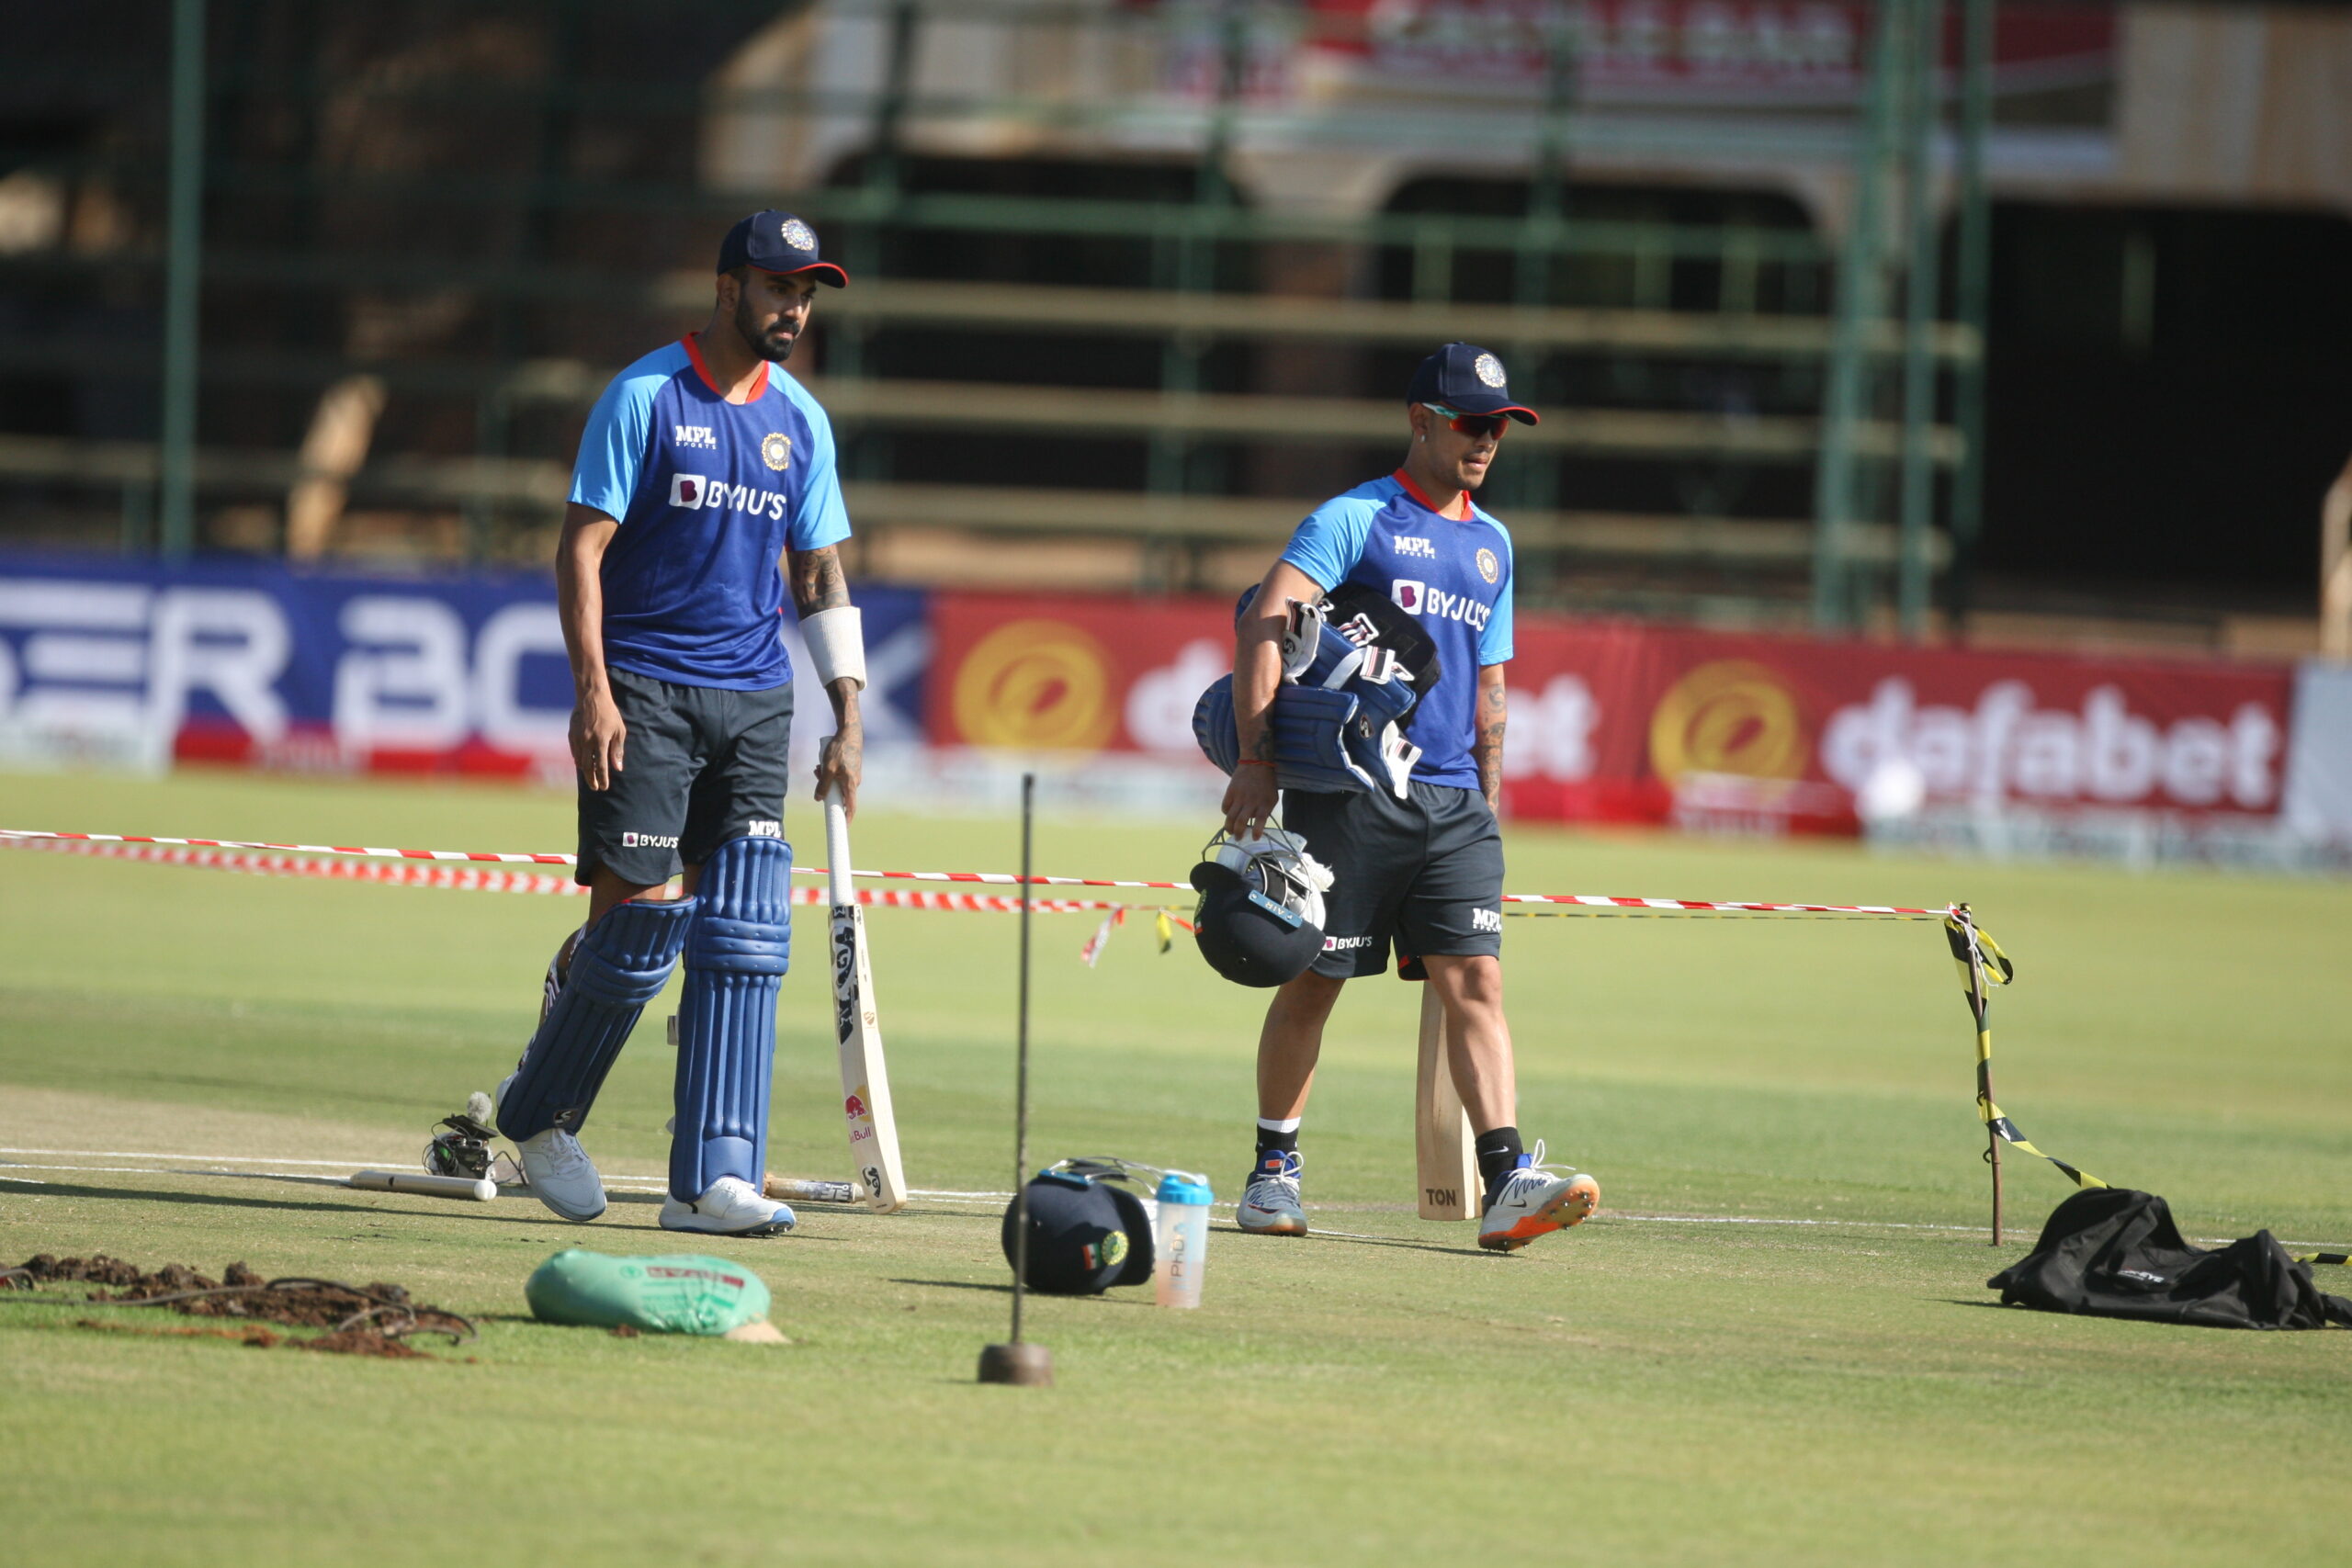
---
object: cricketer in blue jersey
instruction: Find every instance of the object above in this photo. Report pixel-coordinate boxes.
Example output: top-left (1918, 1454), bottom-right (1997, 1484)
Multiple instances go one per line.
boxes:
top-left (1223, 342), bottom-right (1600, 1254)
top-left (489, 210), bottom-right (871, 1239)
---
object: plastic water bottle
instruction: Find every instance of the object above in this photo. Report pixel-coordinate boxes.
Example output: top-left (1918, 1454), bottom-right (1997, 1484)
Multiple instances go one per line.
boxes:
top-left (1153, 1170), bottom-right (1214, 1309)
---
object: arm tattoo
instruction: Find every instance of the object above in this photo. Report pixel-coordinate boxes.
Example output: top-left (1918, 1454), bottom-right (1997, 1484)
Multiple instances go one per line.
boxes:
top-left (788, 545), bottom-right (850, 617)
top-left (1474, 678), bottom-right (1508, 807)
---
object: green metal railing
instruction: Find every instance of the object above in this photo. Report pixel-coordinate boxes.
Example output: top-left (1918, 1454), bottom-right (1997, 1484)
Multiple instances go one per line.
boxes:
top-left (51, 0), bottom-right (1987, 625)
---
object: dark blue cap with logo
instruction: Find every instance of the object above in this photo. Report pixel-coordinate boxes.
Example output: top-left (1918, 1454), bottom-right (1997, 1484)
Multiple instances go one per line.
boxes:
top-left (1406, 342), bottom-right (1539, 425)
top-left (1000, 1164), bottom-right (1156, 1295)
top-left (716, 209), bottom-right (849, 288)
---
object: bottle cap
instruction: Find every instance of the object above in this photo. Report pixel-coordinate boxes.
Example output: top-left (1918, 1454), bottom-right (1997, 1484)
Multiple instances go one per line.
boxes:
top-left (1155, 1170), bottom-right (1214, 1206)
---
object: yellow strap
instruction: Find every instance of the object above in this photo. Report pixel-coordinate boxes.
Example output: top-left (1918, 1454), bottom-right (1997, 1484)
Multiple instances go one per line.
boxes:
top-left (1975, 925), bottom-right (2014, 985)
top-left (1948, 911), bottom-right (2106, 1190)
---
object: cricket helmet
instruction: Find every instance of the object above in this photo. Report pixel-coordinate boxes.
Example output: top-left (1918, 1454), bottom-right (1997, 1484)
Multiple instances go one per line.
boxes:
top-left (1188, 829), bottom-right (1335, 988)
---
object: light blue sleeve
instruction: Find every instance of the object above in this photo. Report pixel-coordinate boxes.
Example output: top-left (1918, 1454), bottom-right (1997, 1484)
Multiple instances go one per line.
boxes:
top-left (1278, 497), bottom-right (1378, 592)
top-left (1478, 525), bottom-right (1515, 665)
top-left (568, 370), bottom-right (661, 521)
top-left (788, 395), bottom-right (852, 551)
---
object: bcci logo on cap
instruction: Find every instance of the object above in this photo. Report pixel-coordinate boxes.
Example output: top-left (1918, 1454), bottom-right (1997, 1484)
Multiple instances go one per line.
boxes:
top-left (1474, 352), bottom-right (1506, 388)
top-left (780, 217), bottom-right (817, 252)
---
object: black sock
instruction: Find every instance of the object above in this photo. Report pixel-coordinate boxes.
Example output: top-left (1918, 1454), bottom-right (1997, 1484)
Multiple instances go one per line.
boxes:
top-left (1252, 1120), bottom-right (1298, 1175)
top-left (1475, 1126), bottom-right (1524, 1205)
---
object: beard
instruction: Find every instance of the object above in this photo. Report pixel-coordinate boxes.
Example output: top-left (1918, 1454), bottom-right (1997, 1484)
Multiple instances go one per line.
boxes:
top-left (736, 298), bottom-right (797, 363)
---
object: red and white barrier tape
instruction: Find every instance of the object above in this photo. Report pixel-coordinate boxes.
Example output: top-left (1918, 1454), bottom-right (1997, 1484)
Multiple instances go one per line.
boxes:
top-left (0, 837), bottom-right (1172, 915)
top-left (0, 829), bottom-right (1188, 890)
top-left (0, 828), bottom-right (1947, 919)
top-left (1498, 895), bottom-right (1942, 919)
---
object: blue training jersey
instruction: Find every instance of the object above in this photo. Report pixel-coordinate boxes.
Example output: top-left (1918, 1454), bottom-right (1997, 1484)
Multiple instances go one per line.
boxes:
top-left (568, 334), bottom-right (852, 690)
top-left (1279, 470), bottom-right (1515, 792)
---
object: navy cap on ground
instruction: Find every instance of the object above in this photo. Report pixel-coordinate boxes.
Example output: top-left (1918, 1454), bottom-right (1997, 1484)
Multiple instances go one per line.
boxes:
top-left (1000, 1168), bottom-right (1155, 1295)
top-left (716, 209), bottom-right (848, 288)
top-left (1405, 342), bottom-right (1539, 424)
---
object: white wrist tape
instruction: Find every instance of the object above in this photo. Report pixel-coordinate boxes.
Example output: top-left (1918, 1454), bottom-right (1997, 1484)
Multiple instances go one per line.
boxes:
top-left (801, 605), bottom-right (866, 691)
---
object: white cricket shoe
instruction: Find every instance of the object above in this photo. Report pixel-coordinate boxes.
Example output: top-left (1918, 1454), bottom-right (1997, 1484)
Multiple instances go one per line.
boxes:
top-left (512, 1127), bottom-right (608, 1222)
top-left (660, 1176), bottom-right (797, 1237)
top-left (497, 1069), bottom-right (606, 1222)
top-left (1236, 1150), bottom-right (1307, 1236)
top-left (1476, 1141), bottom-right (1600, 1253)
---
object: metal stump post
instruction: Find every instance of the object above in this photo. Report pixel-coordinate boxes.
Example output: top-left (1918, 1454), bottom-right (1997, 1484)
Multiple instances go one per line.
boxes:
top-left (979, 773), bottom-right (1052, 1385)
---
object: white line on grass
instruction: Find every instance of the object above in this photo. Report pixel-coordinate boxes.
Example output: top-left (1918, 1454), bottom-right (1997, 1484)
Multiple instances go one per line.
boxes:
top-left (0, 1146), bottom-right (398, 1168)
top-left (0, 1162), bottom-right (354, 1184)
top-left (9, 1150), bottom-right (2340, 1252)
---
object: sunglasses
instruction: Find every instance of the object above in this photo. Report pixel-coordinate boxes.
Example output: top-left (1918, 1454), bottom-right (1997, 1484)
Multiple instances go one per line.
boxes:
top-left (1422, 402), bottom-right (1510, 439)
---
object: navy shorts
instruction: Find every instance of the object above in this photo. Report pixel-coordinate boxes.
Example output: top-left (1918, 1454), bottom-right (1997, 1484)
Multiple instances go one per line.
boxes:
top-left (1282, 781), bottom-right (1504, 980)
top-left (575, 668), bottom-right (792, 886)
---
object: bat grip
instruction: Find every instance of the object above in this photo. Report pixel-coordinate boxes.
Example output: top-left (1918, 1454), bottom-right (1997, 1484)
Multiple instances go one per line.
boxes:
top-left (822, 784), bottom-right (854, 906)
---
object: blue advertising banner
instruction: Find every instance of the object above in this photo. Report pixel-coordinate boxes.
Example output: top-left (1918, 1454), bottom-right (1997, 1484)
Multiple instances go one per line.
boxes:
top-left (0, 551), bottom-right (928, 780)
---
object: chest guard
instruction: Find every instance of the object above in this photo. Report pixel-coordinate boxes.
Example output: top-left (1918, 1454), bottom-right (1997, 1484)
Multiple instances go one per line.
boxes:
top-left (1193, 584), bottom-right (1442, 798)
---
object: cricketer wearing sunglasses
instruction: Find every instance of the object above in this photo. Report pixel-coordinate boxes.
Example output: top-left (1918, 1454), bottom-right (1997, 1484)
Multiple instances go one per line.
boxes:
top-left (487, 210), bottom-right (867, 1238)
top-left (1220, 342), bottom-right (1600, 1252)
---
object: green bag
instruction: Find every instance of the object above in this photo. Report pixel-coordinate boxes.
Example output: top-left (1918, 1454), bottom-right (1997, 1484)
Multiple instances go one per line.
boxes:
top-left (526, 1248), bottom-right (773, 1337)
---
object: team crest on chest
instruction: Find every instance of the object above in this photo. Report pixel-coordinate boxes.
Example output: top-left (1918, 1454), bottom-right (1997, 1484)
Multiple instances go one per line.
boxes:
top-left (1476, 547), bottom-right (1499, 584)
top-left (761, 432), bottom-right (792, 471)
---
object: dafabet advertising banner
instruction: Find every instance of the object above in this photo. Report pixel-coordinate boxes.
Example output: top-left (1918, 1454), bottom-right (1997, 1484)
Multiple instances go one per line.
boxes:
top-left (922, 592), bottom-right (2301, 829)
top-left (0, 553), bottom-right (2330, 838)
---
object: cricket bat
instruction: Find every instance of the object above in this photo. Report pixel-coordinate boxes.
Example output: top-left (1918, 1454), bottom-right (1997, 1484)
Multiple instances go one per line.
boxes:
top-left (824, 787), bottom-right (909, 1213)
top-left (1414, 987), bottom-right (1480, 1221)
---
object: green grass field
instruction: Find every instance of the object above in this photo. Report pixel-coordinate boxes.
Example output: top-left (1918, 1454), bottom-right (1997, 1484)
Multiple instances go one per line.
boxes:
top-left (3, 767), bottom-right (2348, 1566)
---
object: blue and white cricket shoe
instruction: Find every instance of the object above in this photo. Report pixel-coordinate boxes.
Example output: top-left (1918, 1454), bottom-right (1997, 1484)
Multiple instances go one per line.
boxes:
top-left (1236, 1148), bottom-right (1307, 1236)
top-left (1476, 1140), bottom-right (1599, 1253)
top-left (498, 1070), bottom-right (607, 1223)
top-left (660, 1176), bottom-right (797, 1237)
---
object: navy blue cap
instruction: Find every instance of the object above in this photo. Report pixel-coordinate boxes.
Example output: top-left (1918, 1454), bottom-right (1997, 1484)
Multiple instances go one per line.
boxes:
top-left (716, 209), bottom-right (848, 288)
top-left (1405, 342), bottom-right (1538, 424)
top-left (1001, 1167), bottom-right (1155, 1295)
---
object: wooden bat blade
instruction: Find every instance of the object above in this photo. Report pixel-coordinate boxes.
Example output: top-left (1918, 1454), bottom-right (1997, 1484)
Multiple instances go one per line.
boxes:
top-left (831, 901), bottom-right (910, 1213)
top-left (1414, 987), bottom-right (1480, 1221)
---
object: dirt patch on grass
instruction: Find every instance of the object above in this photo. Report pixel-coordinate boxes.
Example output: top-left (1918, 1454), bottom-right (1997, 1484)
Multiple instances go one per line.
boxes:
top-left (8, 1254), bottom-right (475, 1357)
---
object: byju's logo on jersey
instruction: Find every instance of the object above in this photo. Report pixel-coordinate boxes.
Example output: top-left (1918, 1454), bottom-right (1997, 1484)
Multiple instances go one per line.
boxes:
top-left (673, 423), bottom-right (718, 450)
top-left (1392, 578), bottom-right (1492, 630)
top-left (1396, 536), bottom-right (1437, 559)
top-left (669, 472), bottom-right (792, 521)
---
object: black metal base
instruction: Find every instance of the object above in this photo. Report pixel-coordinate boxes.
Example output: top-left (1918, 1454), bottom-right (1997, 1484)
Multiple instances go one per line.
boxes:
top-left (977, 1341), bottom-right (1054, 1386)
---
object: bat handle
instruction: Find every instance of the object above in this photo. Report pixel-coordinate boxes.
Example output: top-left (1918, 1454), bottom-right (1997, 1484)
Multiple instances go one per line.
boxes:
top-left (822, 784), bottom-right (854, 907)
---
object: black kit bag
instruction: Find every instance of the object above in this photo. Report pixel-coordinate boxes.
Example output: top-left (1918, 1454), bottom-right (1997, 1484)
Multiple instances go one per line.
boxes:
top-left (1989, 1187), bottom-right (2352, 1331)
